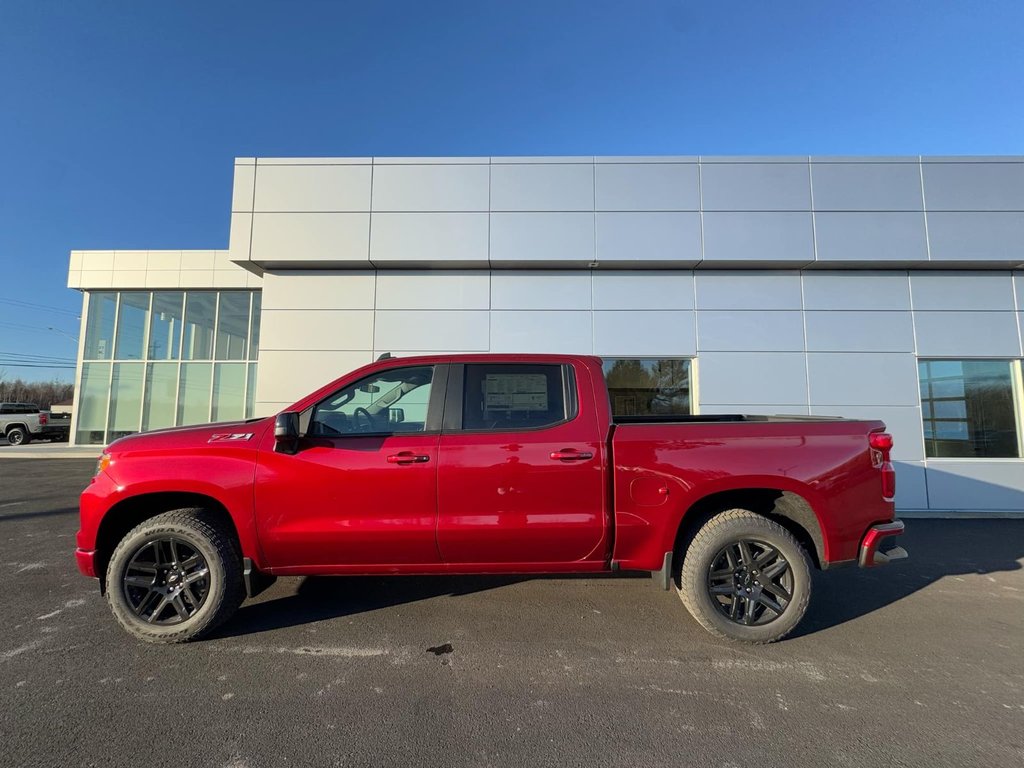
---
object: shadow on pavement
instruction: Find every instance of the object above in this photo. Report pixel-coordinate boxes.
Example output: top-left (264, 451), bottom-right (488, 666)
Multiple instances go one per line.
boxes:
top-left (0, 505), bottom-right (80, 522)
top-left (794, 518), bottom-right (1023, 638)
top-left (216, 519), bottom-right (1023, 640)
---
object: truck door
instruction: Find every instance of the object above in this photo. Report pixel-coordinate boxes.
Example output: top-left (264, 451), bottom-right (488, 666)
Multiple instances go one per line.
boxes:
top-left (254, 364), bottom-right (447, 569)
top-left (436, 362), bottom-right (608, 567)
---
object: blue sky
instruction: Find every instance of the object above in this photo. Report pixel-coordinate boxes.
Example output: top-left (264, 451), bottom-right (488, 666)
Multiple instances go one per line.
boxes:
top-left (1, 0), bottom-right (1022, 381)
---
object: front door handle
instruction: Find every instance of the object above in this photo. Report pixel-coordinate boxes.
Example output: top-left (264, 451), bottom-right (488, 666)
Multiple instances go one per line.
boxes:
top-left (550, 449), bottom-right (594, 462)
top-left (387, 452), bottom-right (431, 464)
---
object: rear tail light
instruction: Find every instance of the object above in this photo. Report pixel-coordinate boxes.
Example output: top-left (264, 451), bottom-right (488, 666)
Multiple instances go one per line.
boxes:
top-left (868, 432), bottom-right (892, 451)
top-left (870, 431), bottom-right (896, 502)
top-left (39, 412), bottom-right (48, 425)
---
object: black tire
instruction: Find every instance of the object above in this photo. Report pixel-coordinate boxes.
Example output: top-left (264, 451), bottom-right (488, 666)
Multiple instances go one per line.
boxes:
top-left (7, 426), bottom-right (27, 446)
top-left (678, 509), bottom-right (811, 644)
top-left (105, 509), bottom-right (244, 643)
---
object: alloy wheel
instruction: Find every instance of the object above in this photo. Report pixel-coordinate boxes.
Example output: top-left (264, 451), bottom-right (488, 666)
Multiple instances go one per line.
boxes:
top-left (707, 539), bottom-right (793, 626)
top-left (122, 537), bottom-right (211, 624)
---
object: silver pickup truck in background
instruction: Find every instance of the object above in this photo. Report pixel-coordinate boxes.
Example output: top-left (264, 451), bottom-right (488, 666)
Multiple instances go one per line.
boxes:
top-left (0, 403), bottom-right (68, 445)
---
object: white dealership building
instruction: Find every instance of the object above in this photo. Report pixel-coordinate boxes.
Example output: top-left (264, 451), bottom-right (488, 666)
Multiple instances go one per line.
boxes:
top-left (67, 155), bottom-right (1024, 515)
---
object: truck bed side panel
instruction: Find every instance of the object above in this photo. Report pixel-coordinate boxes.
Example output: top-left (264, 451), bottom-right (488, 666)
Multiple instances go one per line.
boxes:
top-left (611, 420), bottom-right (893, 570)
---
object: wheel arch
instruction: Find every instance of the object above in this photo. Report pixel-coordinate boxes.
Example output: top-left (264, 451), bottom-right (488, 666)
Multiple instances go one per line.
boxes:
top-left (673, 488), bottom-right (826, 571)
top-left (94, 492), bottom-right (241, 590)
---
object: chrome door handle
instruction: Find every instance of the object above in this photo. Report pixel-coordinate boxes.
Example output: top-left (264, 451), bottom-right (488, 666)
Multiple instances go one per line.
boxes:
top-left (387, 452), bottom-right (430, 464)
top-left (549, 450), bottom-right (594, 461)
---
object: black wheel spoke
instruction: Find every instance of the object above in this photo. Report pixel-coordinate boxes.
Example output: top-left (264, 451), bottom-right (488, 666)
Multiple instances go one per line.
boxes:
top-left (754, 546), bottom-right (778, 568)
top-left (710, 583), bottom-right (736, 595)
top-left (169, 539), bottom-right (182, 566)
top-left (742, 596), bottom-right (757, 625)
top-left (756, 589), bottom-right (784, 615)
top-left (709, 567), bottom-right (734, 583)
top-left (762, 582), bottom-right (791, 604)
top-left (124, 574), bottom-right (155, 588)
top-left (729, 594), bottom-right (740, 619)
top-left (761, 559), bottom-right (789, 581)
top-left (180, 554), bottom-right (201, 570)
top-left (183, 567), bottom-right (209, 586)
top-left (132, 589), bottom-right (161, 617)
top-left (738, 540), bottom-right (754, 567)
top-left (183, 584), bottom-right (202, 607)
top-left (170, 595), bottom-right (190, 620)
top-left (145, 594), bottom-right (169, 623)
top-left (724, 547), bottom-right (738, 570)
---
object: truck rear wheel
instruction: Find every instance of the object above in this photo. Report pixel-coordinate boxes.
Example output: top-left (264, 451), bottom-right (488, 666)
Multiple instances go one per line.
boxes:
top-left (105, 509), bottom-right (244, 644)
top-left (678, 509), bottom-right (811, 644)
top-left (7, 426), bottom-right (28, 445)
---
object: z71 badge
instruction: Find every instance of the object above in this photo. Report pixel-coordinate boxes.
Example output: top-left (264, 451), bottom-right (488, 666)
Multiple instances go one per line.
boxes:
top-left (208, 432), bottom-right (254, 443)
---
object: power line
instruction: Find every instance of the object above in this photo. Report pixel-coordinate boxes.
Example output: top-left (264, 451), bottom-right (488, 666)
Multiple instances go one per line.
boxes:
top-left (0, 358), bottom-right (76, 366)
top-left (0, 351), bottom-right (76, 361)
top-left (0, 320), bottom-right (78, 334)
top-left (0, 297), bottom-right (80, 317)
top-left (0, 362), bottom-right (77, 369)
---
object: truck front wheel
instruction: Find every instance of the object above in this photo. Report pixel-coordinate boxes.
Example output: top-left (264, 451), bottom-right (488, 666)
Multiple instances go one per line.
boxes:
top-left (678, 509), bottom-right (812, 644)
top-left (105, 509), bottom-right (244, 643)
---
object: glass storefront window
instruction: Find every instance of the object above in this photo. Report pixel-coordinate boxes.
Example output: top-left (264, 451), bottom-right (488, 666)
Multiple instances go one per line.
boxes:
top-left (246, 362), bottom-right (257, 419)
top-left (215, 292), bottom-right (250, 360)
top-left (148, 292), bottom-right (184, 360)
top-left (83, 292), bottom-right (117, 360)
top-left (142, 363), bottom-right (178, 432)
top-left (249, 292), bottom-right (261, 360)
top-left (212, 363), bottom-right (246, 422)
top-left (183, 292), bottom-right (216, 360)
top-left (75, 362), bottom-right (111, 445)
top-left (177, 363), bottom-right (213, 426)
top-left (113, 292), bottom-right (151, 360)
top-left (108, 363), bottom-right (144, 440)
top-left (602, 358), bottom-right (692, 417)
top-left (919, 360), bottom-right (1021, 458)
top-left (76, 290), bottom-right (260, 445)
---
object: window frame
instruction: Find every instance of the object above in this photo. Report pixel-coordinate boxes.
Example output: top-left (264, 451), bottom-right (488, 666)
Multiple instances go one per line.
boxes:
top-left (305, 364), bottom-right (448, 438)
top-left (441, 362), bottom-right (578, 434)
top-left (917, 357), bottom-right (1024, 461)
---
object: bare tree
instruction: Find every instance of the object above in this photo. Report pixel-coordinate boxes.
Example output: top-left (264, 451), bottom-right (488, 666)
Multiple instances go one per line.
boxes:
top-left (0, 376), bottom-right (75, 410)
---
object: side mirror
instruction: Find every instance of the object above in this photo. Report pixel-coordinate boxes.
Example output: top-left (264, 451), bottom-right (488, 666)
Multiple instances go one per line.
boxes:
top-left (274, 412), bottom-right (300, 454)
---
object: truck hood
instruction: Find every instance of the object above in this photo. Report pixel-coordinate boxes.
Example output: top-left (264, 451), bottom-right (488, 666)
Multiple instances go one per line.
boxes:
top-left (106, 418), bottom-right (274, 455)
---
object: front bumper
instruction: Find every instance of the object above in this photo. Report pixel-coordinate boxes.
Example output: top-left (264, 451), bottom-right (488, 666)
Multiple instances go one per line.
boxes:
top-left (858, 520), bottom-right (908, 567)
top-left (75, 548), bottom-right (97, 578)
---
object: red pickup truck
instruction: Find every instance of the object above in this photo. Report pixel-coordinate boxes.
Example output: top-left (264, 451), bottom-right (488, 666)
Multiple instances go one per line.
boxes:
top-left (77, 354), bottom-right (906, 645)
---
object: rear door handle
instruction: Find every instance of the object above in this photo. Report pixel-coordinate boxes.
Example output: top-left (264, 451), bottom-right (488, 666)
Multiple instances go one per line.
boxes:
top-left (549, 449), bottom-right (594, 462)
top-left (386, 452), bottom-right (431, 464)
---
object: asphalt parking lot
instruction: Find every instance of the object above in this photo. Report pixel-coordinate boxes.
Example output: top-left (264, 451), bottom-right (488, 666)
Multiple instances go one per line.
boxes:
top-left (2, 459), bottom-right (1022, 768)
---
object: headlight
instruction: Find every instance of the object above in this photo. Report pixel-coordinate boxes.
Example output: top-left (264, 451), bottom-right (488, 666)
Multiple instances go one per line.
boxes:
top-left (95, 453), bottom-right (111, 477)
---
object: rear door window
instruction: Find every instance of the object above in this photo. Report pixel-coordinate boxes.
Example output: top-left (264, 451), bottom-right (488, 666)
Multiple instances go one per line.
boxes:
top-left (461, 364), bottom-right (570, 431)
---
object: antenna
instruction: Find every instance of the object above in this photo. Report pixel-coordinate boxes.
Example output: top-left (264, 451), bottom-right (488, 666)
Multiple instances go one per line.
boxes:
top-left (377, 352), bottom-right (393, 361)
